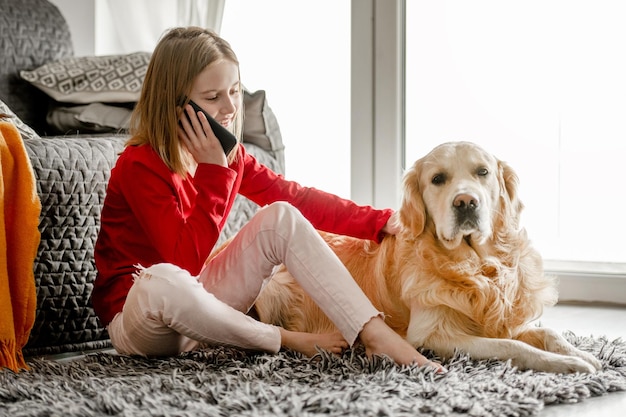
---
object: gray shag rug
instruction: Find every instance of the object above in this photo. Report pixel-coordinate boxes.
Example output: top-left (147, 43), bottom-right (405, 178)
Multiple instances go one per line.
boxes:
top-left (1, 332), bottom-right (625, 416)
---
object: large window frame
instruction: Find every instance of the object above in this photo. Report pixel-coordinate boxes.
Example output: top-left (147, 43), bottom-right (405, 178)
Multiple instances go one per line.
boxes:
top-left (350, 0), bottom-right (626, 305)
top-left (350, 0), bottom-right (405, 209)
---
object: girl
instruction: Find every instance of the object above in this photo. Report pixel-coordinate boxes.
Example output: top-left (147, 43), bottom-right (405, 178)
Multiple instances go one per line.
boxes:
top-left (93, 27), bottom-right (443, 371)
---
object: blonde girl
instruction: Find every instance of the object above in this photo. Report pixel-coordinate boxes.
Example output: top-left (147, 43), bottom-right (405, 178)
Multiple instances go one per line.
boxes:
top-left (93, 27), bottom-right (443, 371)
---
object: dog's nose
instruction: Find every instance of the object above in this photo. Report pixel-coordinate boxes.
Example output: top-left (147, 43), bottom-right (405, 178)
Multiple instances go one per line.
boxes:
top-left (453, 193), bottom-right (479, 210)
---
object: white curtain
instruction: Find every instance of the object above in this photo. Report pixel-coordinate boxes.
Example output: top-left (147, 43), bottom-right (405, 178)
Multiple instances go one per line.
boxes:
top-left (178, 0), bottom-right (225, 33)
top-left (96, 0), bottom-right (225, 55)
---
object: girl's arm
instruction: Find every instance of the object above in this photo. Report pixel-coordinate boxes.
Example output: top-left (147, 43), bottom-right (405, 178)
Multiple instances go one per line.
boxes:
top-left (117, 150), bottom-right (237, 274)
top-left (238, 151), bottom-right (393, 242)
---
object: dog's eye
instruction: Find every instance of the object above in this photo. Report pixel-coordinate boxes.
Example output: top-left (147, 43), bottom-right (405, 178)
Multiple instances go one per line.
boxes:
top-left (432, 173), bottom-right (446, 185)
top-left (477, 168), bottom-right (489, 177)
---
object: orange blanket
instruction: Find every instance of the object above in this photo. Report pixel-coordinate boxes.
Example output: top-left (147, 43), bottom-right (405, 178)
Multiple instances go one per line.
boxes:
top-left (0, 121), bottom-right (40, 372)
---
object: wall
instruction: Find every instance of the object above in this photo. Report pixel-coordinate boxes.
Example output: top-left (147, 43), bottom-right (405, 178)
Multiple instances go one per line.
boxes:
top-left (49, 0), bottom-right (96, 56)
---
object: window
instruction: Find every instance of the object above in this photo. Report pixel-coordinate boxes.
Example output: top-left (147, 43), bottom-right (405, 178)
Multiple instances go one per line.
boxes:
top-left (405, 0), bottom-right (626, 264)
top-left (221, 0), bottom-right (352, 198)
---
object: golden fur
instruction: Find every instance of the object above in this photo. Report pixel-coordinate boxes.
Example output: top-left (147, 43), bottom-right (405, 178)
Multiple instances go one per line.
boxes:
top-left (253, 141), bottom-right (601, 373)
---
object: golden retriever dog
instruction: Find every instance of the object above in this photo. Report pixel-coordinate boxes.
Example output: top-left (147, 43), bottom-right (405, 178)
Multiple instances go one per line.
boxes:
top-left (253, 141), bottom-right (602, 373)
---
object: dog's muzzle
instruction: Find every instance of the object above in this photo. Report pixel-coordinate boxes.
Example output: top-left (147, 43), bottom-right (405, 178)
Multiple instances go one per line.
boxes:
top-left (453, 193), bottom-right (480, 229)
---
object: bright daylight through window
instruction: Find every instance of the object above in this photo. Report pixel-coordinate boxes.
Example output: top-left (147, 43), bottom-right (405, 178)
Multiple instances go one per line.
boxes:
top-left (405, 0), bottom-right (626, 265)
top-left (221, 0), bottom-right (352, 199)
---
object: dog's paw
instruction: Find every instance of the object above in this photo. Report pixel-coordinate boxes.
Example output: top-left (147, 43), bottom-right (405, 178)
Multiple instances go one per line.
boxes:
top-left (545, 355), bottom-right (598, 374)
top-left (556, 346), bottom-right (604, 371)
top-left (578, 351), bottom-right (603, 371)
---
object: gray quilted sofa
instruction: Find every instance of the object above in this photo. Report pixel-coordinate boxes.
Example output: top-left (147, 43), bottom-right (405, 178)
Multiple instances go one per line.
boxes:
top-left (1, 0), bottom-right (285, 356)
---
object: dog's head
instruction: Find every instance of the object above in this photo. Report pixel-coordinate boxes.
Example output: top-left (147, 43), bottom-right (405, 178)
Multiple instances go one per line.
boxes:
top-left (399, 141), bottom-right (522, 249)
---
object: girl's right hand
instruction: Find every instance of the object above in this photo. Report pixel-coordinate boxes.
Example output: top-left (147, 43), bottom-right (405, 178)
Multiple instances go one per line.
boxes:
top-left (178, 104), bottom-right (228, 167)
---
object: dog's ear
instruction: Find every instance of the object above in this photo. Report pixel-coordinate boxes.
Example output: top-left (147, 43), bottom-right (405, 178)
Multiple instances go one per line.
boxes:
top-left (399, 163), bottom-right (426, 238)
top-left (497, 159), bottom-right (524, 228)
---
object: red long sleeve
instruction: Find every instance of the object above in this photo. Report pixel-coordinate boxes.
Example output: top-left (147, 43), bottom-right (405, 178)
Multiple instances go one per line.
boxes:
top-left (239, 152), bottom-right (393, 242)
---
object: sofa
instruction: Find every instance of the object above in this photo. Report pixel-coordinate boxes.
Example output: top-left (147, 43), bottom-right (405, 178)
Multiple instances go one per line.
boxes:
top-left (1, 0), bottom-right (285, 356)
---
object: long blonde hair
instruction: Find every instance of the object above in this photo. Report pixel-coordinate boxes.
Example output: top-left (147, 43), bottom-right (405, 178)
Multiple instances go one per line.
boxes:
top-left (128, 27), bottom-right (242, 175)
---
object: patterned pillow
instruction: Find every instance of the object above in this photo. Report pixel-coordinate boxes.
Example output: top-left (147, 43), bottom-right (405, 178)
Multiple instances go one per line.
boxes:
top-left (0, 99), bottom-right (40, 140)
top-left (20, 52), bottom-right (150, 104)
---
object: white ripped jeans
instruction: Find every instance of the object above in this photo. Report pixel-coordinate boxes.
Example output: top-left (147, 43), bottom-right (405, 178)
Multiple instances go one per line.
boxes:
top-left (107, 202), bottom-right (381, 356)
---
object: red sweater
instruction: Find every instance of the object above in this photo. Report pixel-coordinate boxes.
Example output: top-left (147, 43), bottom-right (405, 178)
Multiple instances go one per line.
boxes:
top-left (92, 144), bottom-right (392, 325)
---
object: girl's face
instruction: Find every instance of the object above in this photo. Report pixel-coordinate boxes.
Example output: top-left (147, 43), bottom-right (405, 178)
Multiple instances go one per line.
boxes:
top-left (189, 59), bottom-right (241, 129)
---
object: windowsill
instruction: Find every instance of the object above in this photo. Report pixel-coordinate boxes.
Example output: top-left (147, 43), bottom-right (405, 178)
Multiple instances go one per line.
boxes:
top-left (544, 260), bottom-right (626, 276)
top-left (544, 260), bottom-right (626, 306)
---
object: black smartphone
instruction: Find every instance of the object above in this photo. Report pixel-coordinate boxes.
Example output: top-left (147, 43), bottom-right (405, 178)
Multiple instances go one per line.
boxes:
top-left (183, 100), bottom-right (237, 155)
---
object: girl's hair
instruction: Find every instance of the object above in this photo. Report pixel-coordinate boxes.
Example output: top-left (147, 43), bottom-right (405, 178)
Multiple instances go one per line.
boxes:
top-left (128, 26), bottom-right (242, 175)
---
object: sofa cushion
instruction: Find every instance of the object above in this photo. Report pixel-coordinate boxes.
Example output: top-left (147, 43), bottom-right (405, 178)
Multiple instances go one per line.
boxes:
top-left (20, 52), bottom-right (150, 104)
top-left (242, 89), bottom-right (284, 152)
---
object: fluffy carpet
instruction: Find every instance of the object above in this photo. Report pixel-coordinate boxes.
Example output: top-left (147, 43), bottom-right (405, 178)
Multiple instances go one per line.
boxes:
top-left (1, 332), bottom-right (625, 416)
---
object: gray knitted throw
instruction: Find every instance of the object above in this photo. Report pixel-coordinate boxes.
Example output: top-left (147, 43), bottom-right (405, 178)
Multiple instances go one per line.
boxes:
top-left (1, 332), bottom-right (625, 416)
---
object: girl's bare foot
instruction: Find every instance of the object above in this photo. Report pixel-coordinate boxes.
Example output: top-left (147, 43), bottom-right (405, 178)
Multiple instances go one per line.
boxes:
top-left (279, 328), bottom-right (348, 357)
top-left (359, 316), bottom-right (447, 373)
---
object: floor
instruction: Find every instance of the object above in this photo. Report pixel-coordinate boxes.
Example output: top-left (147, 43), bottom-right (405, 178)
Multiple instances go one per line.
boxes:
top-left (45, 303), bottom-right (626, 416)
top-left (534, 303), bottom-right (626, 417)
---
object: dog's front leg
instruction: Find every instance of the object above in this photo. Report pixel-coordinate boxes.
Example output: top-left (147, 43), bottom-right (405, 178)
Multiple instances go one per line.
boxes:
top-left (405, 307), bottom-right (598, 374)
top-left (440, 336), bottom-right (598, 374)
top-left (514, 327), bottom-right (603, 371)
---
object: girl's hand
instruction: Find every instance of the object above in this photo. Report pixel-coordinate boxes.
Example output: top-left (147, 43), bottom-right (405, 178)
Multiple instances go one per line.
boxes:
top-left (381, 211), bottom-right (401, 236)
top-left (178, 104), bottom-right (228, 167)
